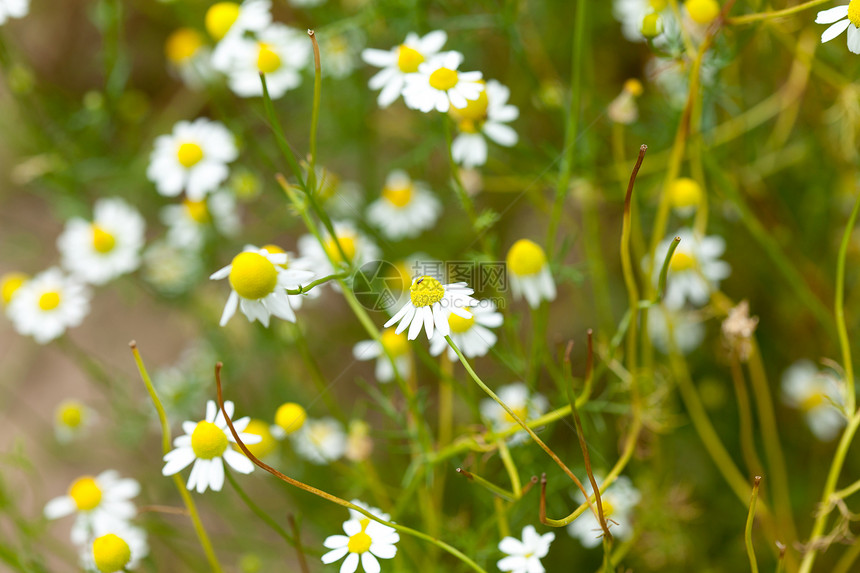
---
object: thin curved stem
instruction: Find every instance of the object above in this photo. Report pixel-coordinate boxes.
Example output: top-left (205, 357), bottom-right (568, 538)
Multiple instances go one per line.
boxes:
top-left (835, 190), bottom-right (860, 415)
top-left (728, 0), bottom-right (829, 25)
top-left (746, 477), bottom-right (762, 573)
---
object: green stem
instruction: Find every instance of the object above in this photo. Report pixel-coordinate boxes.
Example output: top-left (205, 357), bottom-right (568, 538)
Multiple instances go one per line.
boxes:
top-left (835, 190), bottom-right (860, 415)
top-left (455, 468), bottom-right (516, 502)
top-left (285, 273), bottom-right (346, 296)
top-left (746, 476), bottom-right (762, 573)
top-left (307, 30), bottom-right (321, 193)
top-left (728, 0), bottom-right (829, 25)
top-left (225, 470), bottom-right (297, 548)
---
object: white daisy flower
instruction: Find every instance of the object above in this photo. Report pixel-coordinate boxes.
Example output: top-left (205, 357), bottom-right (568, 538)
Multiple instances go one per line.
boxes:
top-left (271, 401), bottom-right (307, 440)
top-left (479, 383), bottom-right (549, 446)
top-left (297, 221), bottom-right (381, 276)
top-left (255, 244), bottom-right (320, 310)
top-left (57, 198), bottom-right (145, 286)
top-left (1, 271), bottom-right (29, 306)
top-left (82, 524), bottom-right (149, 573)
top-left (147, 118), bottom-right (238, 201)
top-left (497, 525), bottom-right (555, 573)
top-left (347, 499), bottom-right (391, 522)
top-left (160, 191), bottom-right (240, 251)
top-left (450, 79), bottom-right (519, 168)
top-left (667, 177), bottom-right (703, 218)
top-left (292, 417), bottom-right (347, 464)
top-left (321, 503), bottom-right (399, 573)
top-left (655, 228), bottom-right (730, 310)
top-left (506, 239), bottom-right (556, 309)
top-left (0, 0), bottom-right (28, 25)
top-left (241, 419), bottom-right (278, 459)
top-left (361, 30), bottom-right (447, 108)
top-left (207, 0), bottom-right (272, 71)
top-left (54, 399), bottom-right (95, 444)
top-left (647, 306), bottom-right (705, 355)
top-left (165, 27), bottom-right (215, 90)
top-left (782, 360), bottom-right (846, 441)
top-left (161, 400), bottom-right (261, 493)
top-left (366, 170), bottom-right (441, 239)
top-left (222, 23), bottom-right (311, 98)
top-left (7, 268), bottom-right (91, 344)
top-left (141, 240), bottom-right (203, 297)
top-left (607, 79), bottom-right (644, 125)
top-left (384, 276), bottom-right (477, 341)
top-left (567, 475), bottom-right (641, 548)
top-left (817, 3), bottom-right (860, 53)
top-left (319, 29), bottom-right (364, 79)
top-left (429, 299), bottom-right (503, 361)
top-left (402, 51), bottom-right (483, 113)
top-left (44, 470), bottom-right (140, 546)
top-left (210, 245), bottom-right (315, 327)
top-left (614, 0), bottom-right (672, 42)
top-left (353, 328), bottom-right (411, 383)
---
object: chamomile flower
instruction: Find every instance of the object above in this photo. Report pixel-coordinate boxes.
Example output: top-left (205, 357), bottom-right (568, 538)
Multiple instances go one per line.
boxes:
top-left (165, 28), bottom-right (214, 89)
top-left (506, 239), bottom-right (557, 309)
top-left (292, 417), bottom-right (347, 464)
top-left (613, 0), bottom-right (670, 42)
top-left (568, 475), bottom-right (641, 548)
top-left (384, 276), bottom-right (477, 341)
top-left (353, 328), bottom-right (412, 383)
top-left (7, 268), bottom-right (91, 344)
top-left (479, 383), bottom-right (548, 445)
top-left (782, 360), bottom-right (846, 441)
top-left (257, 244), bottom-right (320, 310)
top-left (147, 118), bottom-right (238, 201)
top-left (161, 400), bottom-right (261, 493)
top-left (297, 222), bottom-right (380, 275)
top-left (450, 79), bottom-right (519, 168)
top-left (207, 0), bottom-right (272, 71)
top-left (656, 228), bottom-right (730, 310)
top-left (429, 299), bottom-right (503, 361)
top-left (57, 198), bottom-right (146, 285)
top-left (685, 0), bottom-right (721, 25)
top-left (160, 191), bottom-right (240, 251)
top-left (141, 240), bottom-right (203, 296)
top-left (0, 0), bottom-right (28, 25)
top-left (54, 399), bottom-right (95, 444)
top-left (647, 306), bottom-right (705, 355)
top-left (366, 170), bottom-right (441, 239)
top-left (668, 177), bottom-right (703, 217)
top-left (497, 525), bottom-right (555, 573)
top-left (608, 79), bottom-right (644, 125)
top-left (271, 401), bottom-right (307, 439)
top-left (223, 23), bottom-right (311, 98)
top-left (320, 29), bottom-right (364, 79)
top-left (321, 503), bottom-right (399, 573)
top-left (361, 30), bottom-right (447, 108)
top-left (345, 420), bottom-right (373, 462)
top-left (210, 245), bottom-right (315, 327)
top-left (44, 471), bottom-right (140, 546)
top-left (83, 525), bottom-right (149, 573)
top-left (817, 3), bottom-right (860, 54)
top-left (1, 271), bottom-right (28, 306)
top-left (402, 51), bottom-right (483, 113)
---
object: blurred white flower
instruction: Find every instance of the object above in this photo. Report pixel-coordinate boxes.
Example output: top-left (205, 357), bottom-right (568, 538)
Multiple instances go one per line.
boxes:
top-left (384, 276), bottom-right (476, 341)
top-left (319, 29), bottom-right (364, 79)
top-left (322, 501), bottom-right (399, 573)
top-left (57, 198), bottom-right (145, 286)
top-left (479, 383), bottom-right (548, 445)
top-left (607, 79), bottom-right (644, 125)
top-left (614, 0), bottom-right (672, 43)
top-left (147, 118), bottom-right (238, 201)
top-left (568, 475), bottom-right (641, 548)
top-left (162, 400), bottom-right (261, 493)
top-left (165, 27), bottom-right (215, 90)
top-left (353, 328), bottom-right (411, 383)
top-left (402, 51), bottom-right (483, 113)
top-left (223, 23), bottom-right (311, 98)
top-left (297, 221), bottom-right (380, 276)
top-left (7, 268), bottom-right (91, 344)
top-left (782, 360), bottom-right (846, 441)
top-left (429, 299), bottom-right (503, 360)
top-left (0, 0), bottom-right (28, 25)
top-left (450, 79), bottom-right (519, 168)
top-left (497, 525), bottom-right (555, 573)
top-left (160, 191), bottom-right (240, 251)
top-left (271, 401), bottom-right (307, 439)
top-left (292, 417), bottom-right (347, 464)
top-left (207, 0), bottom-right (272, 70)
top-left (647, 306), bottom-right (705, 355)
top-left (362, 30), bottom-right (447, 107)
top-left (82, 525), bottom-right (149, 573)
top-left (141, 240), bottom-right (203, 296)
top-left (506, 239), bottom-right (556, 309)
top-left (655, 228), bottom-right (730, 310)
top-left (366, 170), bottom-right (441, 239)
top-left (1, 271), bottom-right (28, 307)
top-left (54, 399), bottom-right (95, 444)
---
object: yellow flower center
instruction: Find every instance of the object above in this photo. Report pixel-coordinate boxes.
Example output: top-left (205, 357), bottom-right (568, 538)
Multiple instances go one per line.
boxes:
top-left (347, 519), bottom-right (373, 553)
top-left (92, 534), bottom-right (132, 573)
top-left (669, 251), bottom-right (696, 272)
top-left (600, 499), bottom-right (615, 518)
top-left (69, 476), bottom-right (102, 511)
top-left (506, 239), bottom-right (547, 276)
top-left (262, 244), bottom-right (289, 268)
top-left (191, 420), bottom-right (228, 459)
top-left (257, 43), bottom-right (282, 74)
top-left (649, 0), bottom-right (668, 10)
top-left (57, 400), bottom-right (85, 428)
top-left (396, 44), bottom-right (424, 73)
top-left (166, 28), bottom-right (204, 64)
top-left (410, 276), bottom-right (445, 307)
top-left (685, 0), bottom-right (720, 24)
top-left (669, 177), bottom-right (703, 209)
top-left (324, 235), bottom-right (357, 265)
top-left (850, 0), bottom-right (860, 27)
top-left (449, 85), bottom-right (488, 123)
top-left (502, 406), bottom-right (529, 424)
top-left (1, 272), bottom-right (28, 305)
top-left (184, 198), bottom-right (210, 223)
top-left (275, 402), bottom-right (307, 434)
top-left (177, 142), bottom-right (204, 168)
top-left (641, 13), bottom-right (663, 37)
top-left (448, 313), bottom-right (475, 334)
top-left (240, 419), bottom-right (276, 458)
top-left (801, 391), bottom-right (826, 412)
top-left (381, 183), bottom-right (414, 208)
top-left (228, 252), bottom-right (279, 300)
top-left (429, 67), bottom-right (459, 91)
top-left (380, 329), bottom-right (409, 357)
top-left (38, 291), bottom-right (62, 311)
top-left (205, 2), bottom-right (240, 41)
top-left (91, 224), bottom-right (116, 254)
top-left (624, 78), bottom-right (644, 97)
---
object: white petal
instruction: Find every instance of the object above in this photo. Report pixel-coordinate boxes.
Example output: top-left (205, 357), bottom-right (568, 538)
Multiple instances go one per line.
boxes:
top-left (44, 496), bottom-right (76, 520)
top-left (340, 552), bottom-right (359, 573)
top-left (322, 547), bottom-right (349, 564)
top-left (361, 552), bottom-right (381, 573)
top-left (483, 122), bottom-right (518, 147)
top-left (847, 24), bottom-right (860, 53)
top-left (223, 448), bottom-right (255, 474)
top-left (208, 457), bottom-right (225, 492)
top-left (816, 6), bottom-right (849, 24)
top-left (822, 19), bottom-right (850, 43)
top-left (369, 543), bottom-right (397, 559)
top-left (324, 535), bottom-right (350, 549)
top-left (422, 306), bottom-right (434, 339)
top-left (162, 447), bottom-right (196, 476)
